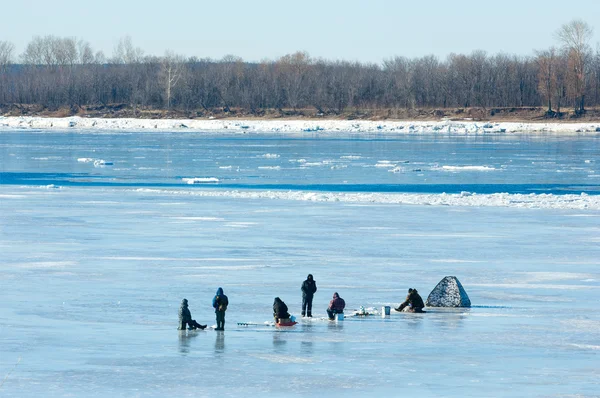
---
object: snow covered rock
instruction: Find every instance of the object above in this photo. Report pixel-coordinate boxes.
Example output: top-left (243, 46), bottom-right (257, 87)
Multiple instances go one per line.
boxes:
top-left (426, 276), bottom-right (471, 307)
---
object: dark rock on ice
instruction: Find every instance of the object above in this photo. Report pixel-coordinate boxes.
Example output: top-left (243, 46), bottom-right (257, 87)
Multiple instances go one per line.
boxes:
top-left (425, 276), bottom-right (471, 307)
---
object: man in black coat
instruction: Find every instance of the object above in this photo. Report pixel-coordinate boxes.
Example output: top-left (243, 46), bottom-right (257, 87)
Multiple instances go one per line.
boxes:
top-left (273, 297), bottom-right (291, 323)
top-left (301, 274), bottom-right (317, 317)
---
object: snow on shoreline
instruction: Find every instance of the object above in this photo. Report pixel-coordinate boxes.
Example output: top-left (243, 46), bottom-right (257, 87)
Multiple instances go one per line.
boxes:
top-left (2, 116), bottom-right (600, 135)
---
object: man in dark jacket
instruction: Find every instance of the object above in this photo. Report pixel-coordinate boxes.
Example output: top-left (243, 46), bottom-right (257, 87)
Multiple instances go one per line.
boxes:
top-left (273, 297), bottom-right (291, 323)
top-left (178, 299), bottom-right (207, 330)
top-left (301, 274), bottom-right (317, 317)
top-left (212, 287), bottom-right (229, 331)
top-left (395, 288), bottom-right (425, 313)
top-left (326, 292), bottom-right (346, 320)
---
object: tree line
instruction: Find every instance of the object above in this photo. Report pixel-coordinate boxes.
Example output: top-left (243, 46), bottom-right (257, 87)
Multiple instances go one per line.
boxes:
top-left (0, 20), bottom-right (598, 117)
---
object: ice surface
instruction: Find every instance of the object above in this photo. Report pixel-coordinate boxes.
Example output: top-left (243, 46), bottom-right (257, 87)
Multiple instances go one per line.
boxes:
top-left (1, 130), bottom-right (599, 397)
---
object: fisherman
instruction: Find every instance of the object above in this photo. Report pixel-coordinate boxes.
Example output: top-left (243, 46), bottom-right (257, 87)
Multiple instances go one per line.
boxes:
top-left (212, 287), bottom-right (229, 331)
top-left (395, 288), bottom-right (425, 313)
top-left (301, 274), bottom-right (317, 317)
top-left (326, 292), bottom-right (346, 320)
top-left (178, 299), bottom-right (207, 330)
top-left (273, 297), bottom-right (291, 323)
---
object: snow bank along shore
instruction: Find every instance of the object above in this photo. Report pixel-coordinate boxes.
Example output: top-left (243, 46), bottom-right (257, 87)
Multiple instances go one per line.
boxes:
top-left (2, 116), bottom-right (600, 134)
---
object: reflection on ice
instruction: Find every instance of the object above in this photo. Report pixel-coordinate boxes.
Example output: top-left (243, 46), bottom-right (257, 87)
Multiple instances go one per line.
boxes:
top-left (178, 330), bottom-right (199, 355)
top-left (214, 332), bottom-right (225, 354)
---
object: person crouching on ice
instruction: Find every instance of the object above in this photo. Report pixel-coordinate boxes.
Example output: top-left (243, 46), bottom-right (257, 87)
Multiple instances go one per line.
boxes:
top-left (327, 292), bottom-right (346, 320)
top-left (178, 299), bottom-right (207, 330)
top-left (273, 297), bottom-right (291, 323)
top-left (395, 288), bottom-right (425, 313)
top-left (212, 287), bottom-right (229, 331)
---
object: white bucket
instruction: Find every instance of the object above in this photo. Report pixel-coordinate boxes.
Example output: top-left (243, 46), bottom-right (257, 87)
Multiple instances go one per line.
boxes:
top-left (335, 313), bottom-right (344, 321)
top-left (382, 306), bottom-right (391, 317)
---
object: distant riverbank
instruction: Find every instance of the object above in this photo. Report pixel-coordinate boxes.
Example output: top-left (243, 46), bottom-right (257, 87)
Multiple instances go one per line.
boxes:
top-left (2, 116), bottom-right (600, 135)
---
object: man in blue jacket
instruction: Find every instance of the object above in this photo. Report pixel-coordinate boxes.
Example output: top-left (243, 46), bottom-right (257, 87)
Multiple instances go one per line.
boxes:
top-left (212, 287), bottom-right (229, 331)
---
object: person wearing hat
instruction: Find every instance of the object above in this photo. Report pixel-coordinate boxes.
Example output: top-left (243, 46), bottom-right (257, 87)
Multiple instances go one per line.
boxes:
top-left (301, 274), bottom-right (317, 317)
top-left (212, 287), bottom-right (229, 331)
top-left (273, 297), bottom-right (292, 323)
top-left (395, 288), bottom-right (425, 313)
top-left (178, 299), bottom-right (207, 330)
top-left (326, 292), bottom-right (346, 320)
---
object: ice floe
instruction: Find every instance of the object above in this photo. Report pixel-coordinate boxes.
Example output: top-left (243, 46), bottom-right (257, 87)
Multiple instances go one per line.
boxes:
top-left (439, 165), bottom-right (496, 171)
top-left (182, 177), bottom-right (220, 184)
top-left (129, 188), bottom-right (600, 210)
top-left (93, 159), bottom-right (113, 167)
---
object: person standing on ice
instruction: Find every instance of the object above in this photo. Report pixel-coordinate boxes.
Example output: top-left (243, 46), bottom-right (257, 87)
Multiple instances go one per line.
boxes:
top-left (212, 288), bottom-right (229, 331)
top-left (301, 274), bottom-right (317, 317)
top-left (178, 299), bottom-right (207, 330)
top-left (395, 288), bottom-right (425, 313)
top-left (273, 297), bottom-right (291, 323)
top-left (326, 292), bottom-right (346, 320)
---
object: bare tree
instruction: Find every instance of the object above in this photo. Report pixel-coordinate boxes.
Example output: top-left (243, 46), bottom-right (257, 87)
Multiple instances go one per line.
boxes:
top-left (383, 56), bottom-right (412, 108)
top-left (21, 36), bottom-right (44, 65)
top-left (160, 51), bottom-right (185, 109)
top-left (0, 40), bottom-right (14, 72)
top-left (536, 48), bottom-right (558, 114)
top-left (593, 44), bottom-right (600, 106)
top-left (112, 36), bottom-right (144, 64)
top-left (275, 51), bottom-right (311, 110)
top-left (556, 19), bottom-right (593, 113)
top-left (78, 40), bottom-right (95, 65)
top-left (215, 54), bottom-right (244, 111)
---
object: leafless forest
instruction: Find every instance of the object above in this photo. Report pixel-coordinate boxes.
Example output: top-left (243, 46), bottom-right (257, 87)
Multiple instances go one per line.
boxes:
top-left (0, 20), bottom-right (599, 119)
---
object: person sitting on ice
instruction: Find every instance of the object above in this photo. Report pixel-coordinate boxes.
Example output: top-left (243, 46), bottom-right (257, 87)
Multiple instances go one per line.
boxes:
top-left (273, 297), bottom-right (291, 323)
top-left (395, 288), bottom-right (425, 313)
top-left (326, 292), bottom-right (346, 320)
top-left (178, 299), bottom-right (207, 330)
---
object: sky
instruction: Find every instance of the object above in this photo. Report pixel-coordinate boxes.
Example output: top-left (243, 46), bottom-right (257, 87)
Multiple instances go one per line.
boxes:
top-left (2, 0), bottom-right (600, 64)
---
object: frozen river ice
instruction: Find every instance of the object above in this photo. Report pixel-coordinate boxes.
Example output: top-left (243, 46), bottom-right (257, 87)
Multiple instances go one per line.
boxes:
top-left (0, 130), bottom-right (599, 397)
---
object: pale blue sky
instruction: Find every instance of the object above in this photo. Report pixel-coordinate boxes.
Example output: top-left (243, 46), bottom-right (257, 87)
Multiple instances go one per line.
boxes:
top-left (3, 0), bottom-right (599, 63)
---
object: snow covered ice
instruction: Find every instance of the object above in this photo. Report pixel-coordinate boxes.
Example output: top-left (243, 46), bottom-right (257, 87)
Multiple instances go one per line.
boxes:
top-left (1, 128), bottom-right (599, 397)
